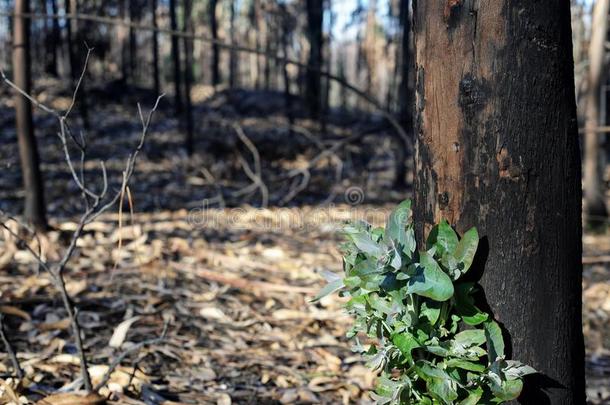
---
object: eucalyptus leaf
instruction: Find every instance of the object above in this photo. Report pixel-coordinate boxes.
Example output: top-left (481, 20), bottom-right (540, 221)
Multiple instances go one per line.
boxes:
top-left (384, 200), bottom-right (415, 257)
top-left (318, 200), bottom-right (533, 404)
top-left (311, 277), bottom-right (344, 302)
top-left (458, 387), bottom-right (483, 405)
top-left (427, 219), bottom-right (459, 256)
top-left (485, 320), bottom-right (505, 363)
top-left (406, 253), bottom-right (454, 301)
top-left (453, 227), bottom-right (479, 273)
top-left (392, 332), bottom-right (421, 363)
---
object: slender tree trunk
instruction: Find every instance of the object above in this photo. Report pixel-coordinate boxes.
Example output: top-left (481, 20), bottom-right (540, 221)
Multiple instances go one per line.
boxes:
top-left (151, 0), bottom-right (160, 95)
top-left (65, 0), bottom-right (76, 80)
top-left (264, 32), bottom-right (272, 90)
top-left (280, 6), bottom-right (293, 134)
top-left (13, 0), bottom-right (47, 230)
top-left (40, 0), bottom-right (55, 76)
top-left (393, 0), bottom-right (411, 188)
top-left (169, 0), bottom-right (182, 114)
top-left (209, 0), bottom-right (220, 86)
top-left (305, 0), bottom-right (323, 119)
top-left (128, 0), bottom-right (137, 82)
top-left (584, 0), bottom-right (609, 226)
top-left (48, 0), bottom-right (60, 76)
top-left (229, 0), bottom-right (238, 88)
top-left (183, 0), bottom-right (194, 155)
top-left (338, 50), bottom-right (347, 109)
top-left (119, 0), bottom-right (129, 82)
top-left (412, 1), bottom-right (584, 403)
top-left (65, 0), bottom-right (89, 128)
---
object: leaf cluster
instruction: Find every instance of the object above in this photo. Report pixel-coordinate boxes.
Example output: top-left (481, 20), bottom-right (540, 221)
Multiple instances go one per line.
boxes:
top-left (315, 200), bottom-right (535, 404)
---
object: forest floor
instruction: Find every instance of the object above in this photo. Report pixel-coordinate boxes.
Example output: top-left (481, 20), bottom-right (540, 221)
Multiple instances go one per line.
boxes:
top-left (0, 78), bottom-right (609, 404)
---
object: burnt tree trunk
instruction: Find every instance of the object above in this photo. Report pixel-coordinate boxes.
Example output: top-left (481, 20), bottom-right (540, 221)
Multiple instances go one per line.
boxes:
top-left (183, 0), bottom-right (194, 155)
top-left (151, 0), bottom-right (160, 95)
top-left (119, 0), bottom-right (129, 82)
top-left (48, 0), bottom-right (60, 76)
top-left (305, 0), bottom-right (323, 119)
top-left (128, 0), bottom-right (137, 82)
top-left (229, 0), bottom-right (238, 88)
top-left (13, 0), bottom-right (47, 230)
top-left (412, 1), bottom-right (584, 403)
top-left (393, 0), bottom-right (411, 189)
top-left (65, 0), bottom-right (76, 80)
top-left (209, 0), bottom-right (220, 86)
top-left (583, 0), bottom-right (609, 226)
top-left (169, 0), bottom-right (182, 114)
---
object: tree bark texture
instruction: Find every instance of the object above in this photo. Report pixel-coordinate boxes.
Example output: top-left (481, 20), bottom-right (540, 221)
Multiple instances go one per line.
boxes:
top-left (412, 1), bottom-right (585, 403)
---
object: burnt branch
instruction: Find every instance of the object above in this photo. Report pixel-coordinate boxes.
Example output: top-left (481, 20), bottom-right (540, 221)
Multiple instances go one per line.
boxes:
top-left (0, 51), bottom-right (163, 393)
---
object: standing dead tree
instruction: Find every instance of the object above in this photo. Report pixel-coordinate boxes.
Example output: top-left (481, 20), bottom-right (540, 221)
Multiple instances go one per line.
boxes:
top-left (13, 0), bottom-right (47, 231)
top-left (169, 0), bottom-right (182, 115)
top-left (584, 0), bottom-right (609, 226)
top-left (0, 48), bottom-right (163, 393)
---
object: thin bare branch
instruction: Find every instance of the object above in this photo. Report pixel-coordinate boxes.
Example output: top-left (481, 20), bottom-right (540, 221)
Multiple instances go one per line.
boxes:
top-left (0, 314), bottom-right (24, 379)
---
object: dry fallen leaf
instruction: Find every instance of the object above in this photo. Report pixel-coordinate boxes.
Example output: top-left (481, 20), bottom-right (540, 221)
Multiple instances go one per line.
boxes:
top-left (39, 318), bottom-right (71, 332)
top-left (199, 307), bottom-right (227, 321)
top-left (108, 316), bottom-right (141, 348)
top-left (34, 392), bottom-right (106, 405)
top-left (216, 393), bottom-right (231, 405)
top-left (0, 305), bottom-right (31, 321)
top-left (89, 364), bottom-right (150, 394)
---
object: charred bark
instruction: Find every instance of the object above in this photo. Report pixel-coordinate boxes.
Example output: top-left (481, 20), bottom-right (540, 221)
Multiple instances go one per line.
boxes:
top-left (183, 0), bottom-right (194, 155)
top-left (412, 0), bottom-right (585, 403)
top-left (169, 0), bottom-right (182, 114)
top-left (393, 0), bottom-right (411, 188)
top-left (305, 0), bottom-right (323, 119)
top-left (151, 0), bottom-right (160, 95)
top-left (229, 0), bottom-right (238, 88)
top-left (209, 0), bottom-right (220, 86)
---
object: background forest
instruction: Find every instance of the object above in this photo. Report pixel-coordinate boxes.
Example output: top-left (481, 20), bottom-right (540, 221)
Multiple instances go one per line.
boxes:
top-left (0, 0), bottom-right (609, 404)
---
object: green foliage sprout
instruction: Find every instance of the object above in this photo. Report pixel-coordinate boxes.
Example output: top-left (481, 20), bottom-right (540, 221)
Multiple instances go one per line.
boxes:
top-left (315, 200), bottom-right (536, 404)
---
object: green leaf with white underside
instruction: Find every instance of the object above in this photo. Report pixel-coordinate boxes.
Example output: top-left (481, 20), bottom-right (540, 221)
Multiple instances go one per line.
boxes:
top-left (384, 200), bottom-right (415, 257)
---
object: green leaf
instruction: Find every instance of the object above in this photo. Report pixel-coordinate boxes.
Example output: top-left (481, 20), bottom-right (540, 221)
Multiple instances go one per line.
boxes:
top-left (458, 387), bottom-right (484, 405)
top-left (453, 227), bottom-right (479, 273)
top-left (454, 283), bottom-right (489, 326)
top-left (445, 358), bottom-right (486, 373)
top-left (311, 277), bottom-right (343, 302)
top-left (392, 332), bottom-right (421, 363)
top-left (420, 300), bottom-right (442, 325)
top-left (490, 377), bottom-right (523, 401)
top-left (344, 224), bottom-right (385, 257)
top-left (454, 329), bottom-right (486, 349)
top-left (504, 360), bottom-right (537, 380)
top-left (384, 200), bottom-right (413, 252)
top-left (427, 219), bottom-right (459, 256)
top-left (484, 320), bottom-right (505, 363)
top-left (406, 252), bottom-right (454, 301)
top-left (416, 362), bottom-right (459, 404)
